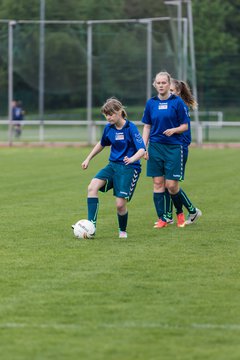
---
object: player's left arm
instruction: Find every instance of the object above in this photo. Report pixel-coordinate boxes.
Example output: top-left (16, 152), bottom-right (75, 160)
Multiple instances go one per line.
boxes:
top-left (164, 100), bottom-right (189, 137)
top-left (163, 122), bottom-right (188, 137)
top-left (123, 124), bottom-right (146, 165)
top-left (124, 148), bottom-right (145, 165)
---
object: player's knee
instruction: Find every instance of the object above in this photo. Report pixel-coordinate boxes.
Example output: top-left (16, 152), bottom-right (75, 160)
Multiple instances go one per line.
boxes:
top-left (166, 181), bottom-right (179, 195)
top-left (87, 180), bottom-right (98, 196)
top-left (116, 199), bottom-right (126, 214)
top-left (153, 178), bottom-right (165, 192)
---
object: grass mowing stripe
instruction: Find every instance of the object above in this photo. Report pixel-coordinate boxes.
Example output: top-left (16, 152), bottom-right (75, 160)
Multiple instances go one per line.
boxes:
top-left (1, 322), bottom-right (240, 331)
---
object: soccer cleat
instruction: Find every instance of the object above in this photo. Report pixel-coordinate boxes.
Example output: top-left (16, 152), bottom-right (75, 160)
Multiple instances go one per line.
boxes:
top-left (185, 208), bottom-right (202, 225)
top-left (155, 218), bottom-right (174, 225)
top-left (177, 213), bottom-right (185, 228)
top-left (71, 224), bottom-right (75, 229)
top-left (119, 231), bottom-right (128, 238)
top-left (154, 219), bottom-right (168, 228)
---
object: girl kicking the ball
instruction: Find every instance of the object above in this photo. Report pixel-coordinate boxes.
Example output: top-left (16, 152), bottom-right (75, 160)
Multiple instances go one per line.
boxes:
top-left (80, 97), bottom-right (146, 238)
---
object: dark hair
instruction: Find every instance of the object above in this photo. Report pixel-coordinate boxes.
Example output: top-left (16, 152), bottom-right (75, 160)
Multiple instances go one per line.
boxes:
top-left (170, 78), bottom-right (198, 110)
top-left (101, 97), bottom-right (127, 118)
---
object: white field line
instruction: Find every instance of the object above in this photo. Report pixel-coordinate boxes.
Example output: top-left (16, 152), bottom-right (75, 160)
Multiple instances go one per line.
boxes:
top-left (0, 322), bottom-right (240, 331)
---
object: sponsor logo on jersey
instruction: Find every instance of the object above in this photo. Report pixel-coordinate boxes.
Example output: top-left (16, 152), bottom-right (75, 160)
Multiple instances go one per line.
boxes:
top-left (115, 132), bottom-right (124, 140)
top-left (158, 103), bottom-right (168, 110)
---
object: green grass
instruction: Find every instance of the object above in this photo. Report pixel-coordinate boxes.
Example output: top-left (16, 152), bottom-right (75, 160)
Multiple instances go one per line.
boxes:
top-left (0, 147), bottom-right (240, 360)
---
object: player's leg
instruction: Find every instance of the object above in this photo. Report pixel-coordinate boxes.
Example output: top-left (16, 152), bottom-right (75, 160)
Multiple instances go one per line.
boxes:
top-left (113, 163), bottom-right (140, 238)
top-left (87, 163), bottom-right (114, 228)
top-left (179, 188), bottom-right (196, 213)
top-left (87, 178), bottom-right (106, 227)
top-left (116, 197), bottom-right (128, 238)
top-left (147, 143), bottom-right (167, 228)
top-left (166, 179), bottom-right (185, 228)
top-left (153, 176), bottom-right (168, 228)
top-left (180, 147), bottom-right (202, 224)
top-left (165, 188), bottom-right (174, 224)
top-left (165, 145), bottom-right (185, 227)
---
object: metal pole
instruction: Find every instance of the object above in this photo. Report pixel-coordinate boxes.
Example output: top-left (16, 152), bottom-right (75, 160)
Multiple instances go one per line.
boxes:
top-left (177, 1), bottom-right (182, 79)
top-left (164, 1), bottom-right (183, 79)
top-left (8, 21), bottom-right (15, 146)
top-left (182, 18), bottom-right (188, 81)
top-left (187, 0), bottom-right (201, 145)
top-left (39, 0), bottom-right (45, 143)
top-left (146, 20), bottom-right (152, 100)
top-left (87, 21), bottom-right (94, 145)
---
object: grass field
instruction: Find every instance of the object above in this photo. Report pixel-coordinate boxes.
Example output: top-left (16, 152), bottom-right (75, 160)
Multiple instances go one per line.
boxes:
top-left (0, 147), bottom-right (240, 360)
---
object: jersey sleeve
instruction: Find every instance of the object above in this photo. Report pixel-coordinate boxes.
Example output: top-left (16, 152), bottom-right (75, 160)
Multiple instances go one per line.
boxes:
top-left (100, 125), bottom-right (111, 147)
top-left (178, 98), bottom-right (189, 125)
top-left (130, 123), bottom-right (146, 151)
top-left (141, 100), bottom-right (152, 125)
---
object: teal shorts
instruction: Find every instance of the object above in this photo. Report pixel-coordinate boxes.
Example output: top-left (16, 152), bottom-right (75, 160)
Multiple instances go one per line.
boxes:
top-left (94, 162), bottom-right (140, 201)
top-left (182, 146), bottom-right (189, 180)
top-left (147, 142), bottom-right (184, 181)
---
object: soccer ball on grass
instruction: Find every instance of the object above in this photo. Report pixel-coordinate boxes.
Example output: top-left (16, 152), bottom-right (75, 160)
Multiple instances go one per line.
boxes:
top-left (73, 219), bottom-right (95, 239)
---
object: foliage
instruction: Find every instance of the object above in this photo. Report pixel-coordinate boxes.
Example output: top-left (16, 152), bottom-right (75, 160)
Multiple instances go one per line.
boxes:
top-left (0, 0), bottom-right (239, 113)
top-left (192, 0), bottom-right (239, 107)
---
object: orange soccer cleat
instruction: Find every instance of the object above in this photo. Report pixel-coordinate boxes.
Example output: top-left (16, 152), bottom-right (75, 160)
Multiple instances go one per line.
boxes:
top-left (154, 219), bottom-right (168, 228)
top-left (177, 213), bottom-right (185, 228)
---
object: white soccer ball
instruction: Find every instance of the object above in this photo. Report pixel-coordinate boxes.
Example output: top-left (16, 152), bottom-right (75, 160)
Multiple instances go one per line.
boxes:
top-left (73, 219), bottom-right (95, 239)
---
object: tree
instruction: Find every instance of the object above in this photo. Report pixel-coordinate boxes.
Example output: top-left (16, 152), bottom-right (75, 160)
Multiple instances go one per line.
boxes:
top-left (192, 0), bottom-right (239, 107)
top-left (0, 0), bottom-right (239, 113)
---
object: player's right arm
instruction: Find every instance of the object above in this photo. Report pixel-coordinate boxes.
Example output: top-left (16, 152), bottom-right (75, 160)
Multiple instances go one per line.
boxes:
top-left (81, 142), bottom-right (104, 169)
top-left (142, 124), bottom-right (151, 160)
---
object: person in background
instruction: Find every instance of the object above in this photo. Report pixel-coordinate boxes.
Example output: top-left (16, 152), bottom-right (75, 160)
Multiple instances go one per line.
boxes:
top-left (165, 78), bottom-right (202, 225)
top-left (142, 71), bottom-right (191, 229)
top-left (79, 97), bottom-right (146, 238)
top-left (12, 100), bottom-right (25, 138)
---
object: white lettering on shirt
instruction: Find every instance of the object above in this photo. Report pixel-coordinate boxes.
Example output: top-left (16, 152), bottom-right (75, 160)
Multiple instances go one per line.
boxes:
top-left (158, 103), bottom-right (168, 110)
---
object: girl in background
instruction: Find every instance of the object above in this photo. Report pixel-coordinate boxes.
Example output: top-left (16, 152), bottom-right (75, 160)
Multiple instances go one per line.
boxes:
top-left (165, 78), bottom-right (202, 225)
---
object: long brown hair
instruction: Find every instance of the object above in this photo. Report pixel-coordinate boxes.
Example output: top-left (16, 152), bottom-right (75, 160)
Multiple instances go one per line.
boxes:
top-left (171, 78), bottom-right (198, 110)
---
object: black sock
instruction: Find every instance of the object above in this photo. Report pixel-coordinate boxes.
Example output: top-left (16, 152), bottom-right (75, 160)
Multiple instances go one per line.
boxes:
top-left (153, 192), bottom-right (166, 221)
top-left (118, 212), bottom-right (128, 232)
top-left (87, 197), bottom-right (99, 227)
top-left (179, 188), bottom-right (196, 214)
top-left (170, 191), bottom-right (183, 215)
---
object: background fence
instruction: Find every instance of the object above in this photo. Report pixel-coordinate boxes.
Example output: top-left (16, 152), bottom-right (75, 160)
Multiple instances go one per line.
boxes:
top-left (0, 14), bottom-right (239, 146)
top-left (0, 119), bottom-right (240, 146)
